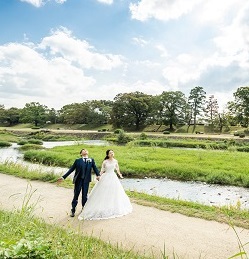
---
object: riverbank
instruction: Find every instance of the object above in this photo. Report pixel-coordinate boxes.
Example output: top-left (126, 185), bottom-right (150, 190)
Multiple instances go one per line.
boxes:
top-left (1, 126), bottom-right (249, 142)
top-left (0, 173), bottom-right (248, 259)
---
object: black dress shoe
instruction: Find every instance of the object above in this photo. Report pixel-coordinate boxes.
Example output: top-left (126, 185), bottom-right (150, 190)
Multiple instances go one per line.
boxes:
top-left (70, 211), bottom-right (75, 217)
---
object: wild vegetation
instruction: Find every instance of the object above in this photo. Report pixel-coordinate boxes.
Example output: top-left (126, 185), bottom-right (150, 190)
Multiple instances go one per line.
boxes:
top-left (0, 205), bottom-right (149, 259)
top-left (21, 143), bottom-right (249, 187)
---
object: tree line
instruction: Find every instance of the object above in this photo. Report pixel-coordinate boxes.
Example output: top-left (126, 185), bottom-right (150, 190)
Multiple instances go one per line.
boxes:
top-left (0, 86), bottom-right (248, 132)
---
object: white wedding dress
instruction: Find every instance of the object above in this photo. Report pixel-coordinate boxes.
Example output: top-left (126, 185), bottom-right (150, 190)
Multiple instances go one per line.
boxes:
top-left (78, 159), bottom-right (132, 220)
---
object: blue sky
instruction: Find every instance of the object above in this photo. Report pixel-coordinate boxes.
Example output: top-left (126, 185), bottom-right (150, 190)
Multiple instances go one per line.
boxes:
top-left (0, 0), bottom-right (249, 110)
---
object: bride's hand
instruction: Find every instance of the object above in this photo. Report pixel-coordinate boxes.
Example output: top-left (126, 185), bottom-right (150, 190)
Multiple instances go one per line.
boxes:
top-left (119, 173), bottom-right (124, 179)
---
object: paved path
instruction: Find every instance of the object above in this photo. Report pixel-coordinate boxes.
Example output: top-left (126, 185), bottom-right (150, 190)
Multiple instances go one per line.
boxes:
top-left (0, 173), bottom-right (249, 259)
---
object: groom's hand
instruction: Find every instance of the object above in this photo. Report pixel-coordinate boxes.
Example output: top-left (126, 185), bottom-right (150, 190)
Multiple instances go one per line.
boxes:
top-left (96, 176), bottom-right (100, 181)
top-left (57, 177), bottom-right (64, 184)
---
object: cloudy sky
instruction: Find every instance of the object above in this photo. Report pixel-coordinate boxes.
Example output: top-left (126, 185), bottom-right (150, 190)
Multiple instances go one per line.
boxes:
top-left (1, 0), bottom-right (249, 110)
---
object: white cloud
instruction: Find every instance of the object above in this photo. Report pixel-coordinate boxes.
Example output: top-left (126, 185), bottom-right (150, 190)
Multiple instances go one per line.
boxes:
top-left (97, 0), bottom-right (113, 5)
top-left (129, 0), bottom-right (201, 21)
top-left (132, 37), bottom-right (149, 47)
top-left (39, 27), bottom-right (123, 70)
top-left (193, 0), bottom-right (244, 25)
top-left (19, 0), bottom-right (67, 7)
top-left (90, 80), bottom-right (165, 101)
top-left (0, 28), bottom-right (124, 109)
top-left (55, 0), bottom-right (67, 4)
top-left (155, 44), bottom-right (168, 58)
top-left (20, 0), bottom-right (44, 7)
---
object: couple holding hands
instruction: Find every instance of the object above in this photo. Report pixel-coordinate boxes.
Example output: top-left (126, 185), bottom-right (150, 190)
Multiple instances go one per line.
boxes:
top-left (57, 148), bottom-right (132, 220)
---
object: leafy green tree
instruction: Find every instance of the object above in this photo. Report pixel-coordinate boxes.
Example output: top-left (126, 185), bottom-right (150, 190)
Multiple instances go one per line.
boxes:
top-left (59, 103), bottom-right (90, 124)
top-left (86, 100), bottom-right (113, 125)
top-left (187, 86), bottom-right (206, 133)
top-left (232, 86), bottom-right (249, 127)
top-left (46, 108), bottom-right (59, 124)
top-left (0, 105), bottom-right (5, 124)
top-left (111, 92), bottom-right (153, 130)
top-left (205, 95), bottom-right (219, 131)
top-left (226, 101), bottom-right (238, 126)
top-left (156, 91), bottom-right (187, 131)
top-left (4, 107), bottom-right (21, 126)
top-left (216, 111), bottom-right (230, 133)
top-left (20, 102), bottom-right (49, 126)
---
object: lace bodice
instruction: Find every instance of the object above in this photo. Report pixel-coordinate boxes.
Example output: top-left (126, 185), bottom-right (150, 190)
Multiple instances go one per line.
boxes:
top-left (101, 159), bottom-right (118, 174)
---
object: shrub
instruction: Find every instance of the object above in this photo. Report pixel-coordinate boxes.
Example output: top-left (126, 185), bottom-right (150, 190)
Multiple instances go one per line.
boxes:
top-left (19, 144), bottom-right (44, 151)
top-left (163, 131), bottom-right (170, 134)
top-left (117, 131), bottom-right (132, 144)
top-left (139, 133), bottom-right (148, 140)
top-left (27, 139), bottom-right (43, 145)
top-left (234, 131), bottom-right (239, 136)
top-left (18, 140), bottom-right (28, 145)
top-left (114, 129), bottom-right (123, 134)
top-left (237, 146), bottom-right (249, 152)
top-left (0, 141), bottom-right (12, 147)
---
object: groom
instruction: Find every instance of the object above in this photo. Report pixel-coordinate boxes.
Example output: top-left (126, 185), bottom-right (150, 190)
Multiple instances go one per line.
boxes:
top-left (57, 148), bottom-right (100, 217)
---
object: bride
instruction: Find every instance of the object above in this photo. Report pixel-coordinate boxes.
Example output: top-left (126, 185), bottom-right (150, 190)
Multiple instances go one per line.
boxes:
top-left (78, 149), bottom-right (132, 220)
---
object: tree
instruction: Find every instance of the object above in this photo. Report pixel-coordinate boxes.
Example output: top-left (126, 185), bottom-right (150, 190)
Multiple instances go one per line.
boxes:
top-left (47, 108), bottom-right (59, 124)
top-left (4, 107), bottom-right (21, 126)
top-left (59, 103), bottom-right (90, 124)
top-left (216, 111), bottom-right (230, 133)
top-left (187, 86), bottom-right (206, 133)
top-left (157, 91), bottom-right (187, 131)
top-left (205, 95), bottom-right (219, 131)
top-left (20, 102), bottom-right (49, 126)
top-left (0, 105), bottom-right (5, 124)
top-left (86, 100), bottom-right (113, 125)
top-left (111, 92), bottom-right (153, 130)
top-left (233, 86), bottom-right (249, 127)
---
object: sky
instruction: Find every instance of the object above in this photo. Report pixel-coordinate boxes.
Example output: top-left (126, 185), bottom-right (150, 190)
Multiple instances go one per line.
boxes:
top-left (0, 0), bottom-right (249, 111)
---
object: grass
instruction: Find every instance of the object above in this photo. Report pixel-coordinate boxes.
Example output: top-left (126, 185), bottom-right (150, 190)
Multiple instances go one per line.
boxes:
top-left (22, 144), bottom-right (249, 187)
top-left (0, 130), bottom-right (20, 142)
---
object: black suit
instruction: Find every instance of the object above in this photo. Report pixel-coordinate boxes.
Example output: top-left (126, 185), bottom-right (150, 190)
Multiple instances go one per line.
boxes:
top-left (62, 157), bottom-right (100, 212)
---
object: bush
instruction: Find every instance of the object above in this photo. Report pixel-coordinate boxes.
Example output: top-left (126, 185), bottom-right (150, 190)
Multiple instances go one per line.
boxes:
top-left (163, 131), bottom-right (170, 134)
top-left (114, 129), bottom-right (123, 134)
top-left (17, 140), bottom-right (29, 145)
top-left (19, 144), bottom-right (44, 151)
top-left (139, 133), bottom-right (148, 140)
top-left (117, 131), bottom-right (133, 144)
top-left (0, 141), bottom-right (12, 147)
top-left (237, 146), bottom-right (249, 152)
top-left (27, 139), bottom-right (43, 145)
top-left (234, 131), bottom-right (239, 136)
top-left (239, 133), bottom-right (245, 138)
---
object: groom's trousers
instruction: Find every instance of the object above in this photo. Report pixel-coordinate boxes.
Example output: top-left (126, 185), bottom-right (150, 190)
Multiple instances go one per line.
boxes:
top-left (72, 179), bottom-right (90, 212)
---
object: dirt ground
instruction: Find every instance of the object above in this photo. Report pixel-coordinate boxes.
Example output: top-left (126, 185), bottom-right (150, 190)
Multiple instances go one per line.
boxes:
top-left (0, 173), bottom-right (249, 259)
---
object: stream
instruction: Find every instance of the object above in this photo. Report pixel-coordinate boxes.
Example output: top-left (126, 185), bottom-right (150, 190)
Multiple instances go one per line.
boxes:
top-left (1, 141), bottom-right (249, 209)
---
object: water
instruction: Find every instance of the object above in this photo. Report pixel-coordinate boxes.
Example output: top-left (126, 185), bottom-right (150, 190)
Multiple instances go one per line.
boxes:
top-left (0, 140), bottom-right (109, 175)
top-left (121, 178), bottom-right (249, 209)
top-left (1, 141), bottom-right (249, 209)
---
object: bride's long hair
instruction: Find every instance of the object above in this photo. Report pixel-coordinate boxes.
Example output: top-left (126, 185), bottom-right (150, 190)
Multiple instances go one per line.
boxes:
top-left (104, 149), bottom-right (113, 160)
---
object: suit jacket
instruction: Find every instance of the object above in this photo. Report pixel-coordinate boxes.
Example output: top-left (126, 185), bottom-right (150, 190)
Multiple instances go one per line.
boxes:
top-left (62, 157), bottom-right (100, 184)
